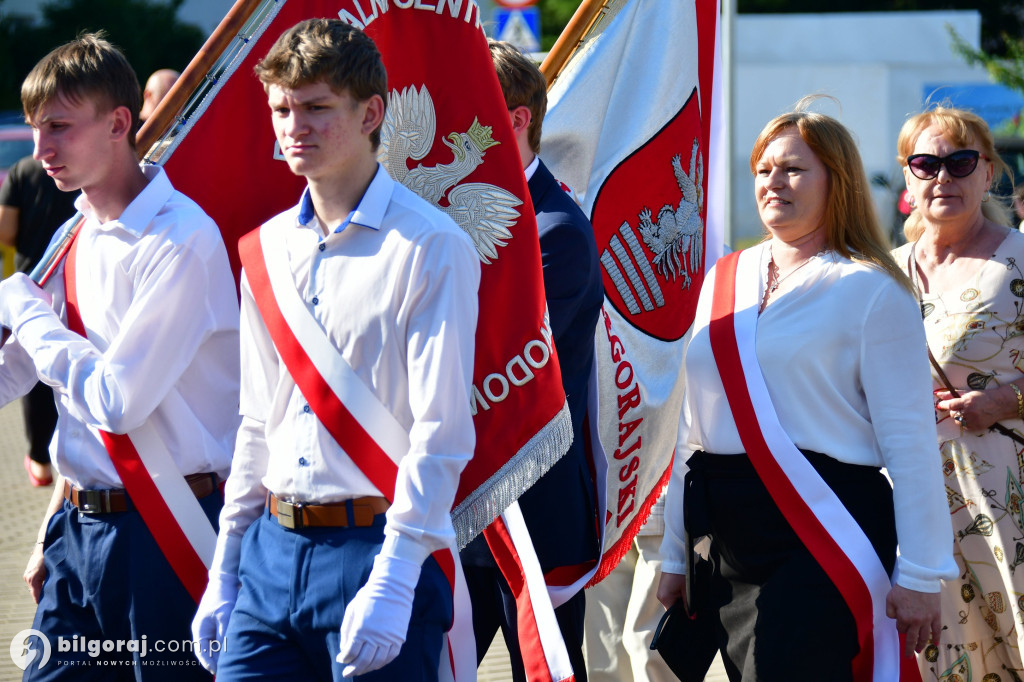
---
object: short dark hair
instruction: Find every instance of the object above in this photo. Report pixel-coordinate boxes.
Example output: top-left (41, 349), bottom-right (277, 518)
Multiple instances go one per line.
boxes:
top-left (21, 32), bottom-right (142, 148)
top-left (255, 19), bottom-right (387, 148)
top-left (488, 39), bottom-right (546, 155)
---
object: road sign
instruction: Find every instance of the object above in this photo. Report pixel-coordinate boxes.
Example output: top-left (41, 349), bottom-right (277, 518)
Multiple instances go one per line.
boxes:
top-left (494, 7), bottom-right (541, 53)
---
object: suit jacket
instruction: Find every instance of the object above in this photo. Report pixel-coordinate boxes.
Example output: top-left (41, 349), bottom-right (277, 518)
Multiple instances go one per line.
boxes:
top-left (516, 158), bottom-right (603, 572)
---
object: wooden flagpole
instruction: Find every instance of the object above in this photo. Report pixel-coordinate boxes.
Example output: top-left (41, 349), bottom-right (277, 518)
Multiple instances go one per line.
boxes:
top-left (539, 0), bottom-right (612, 88)
top-left (136, 0), bottom-right (267, 156)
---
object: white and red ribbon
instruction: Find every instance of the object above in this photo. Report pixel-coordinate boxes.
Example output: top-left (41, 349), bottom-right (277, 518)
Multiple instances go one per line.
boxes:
top-left (64, 230), bottom-right (215, 604)
top-left (483, 502), bottom-right (575, 682)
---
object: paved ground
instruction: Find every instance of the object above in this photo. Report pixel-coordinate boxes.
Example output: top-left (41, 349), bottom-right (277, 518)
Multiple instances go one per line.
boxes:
top-left (0, 402), bottom-right (53, 682)
top-left (0, 399), bottom-right (725, 680)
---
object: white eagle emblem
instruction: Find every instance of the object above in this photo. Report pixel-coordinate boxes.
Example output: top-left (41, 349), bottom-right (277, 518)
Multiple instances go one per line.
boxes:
top-left (636, 139), bottom-right (704, 288)
top-left (378, 85), bottom-right (521, 263)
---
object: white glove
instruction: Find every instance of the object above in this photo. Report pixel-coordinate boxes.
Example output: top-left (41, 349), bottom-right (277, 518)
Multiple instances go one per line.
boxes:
top-left (0, 273), bottom-right (52, 332)
top-left (337, 553), bottom-right (422, 677)
top-left (191, 571), bottom-right (239, 674)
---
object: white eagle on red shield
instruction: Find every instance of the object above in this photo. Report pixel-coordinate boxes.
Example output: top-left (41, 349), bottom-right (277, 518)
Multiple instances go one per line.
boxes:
top-left (591, 87), bottom-right (706, 342)
top-left (378, 84), bottom-right (522, 264)
top-left (636, 139), bottom-right (704, 290)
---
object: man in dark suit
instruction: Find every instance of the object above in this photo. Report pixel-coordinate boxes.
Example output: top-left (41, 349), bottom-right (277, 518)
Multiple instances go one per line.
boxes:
top-left (459, 39), bottom-right (603, 682)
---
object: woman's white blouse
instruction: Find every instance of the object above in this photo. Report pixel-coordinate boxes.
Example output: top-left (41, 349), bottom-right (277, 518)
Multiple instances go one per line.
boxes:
top-left (661, 246), bottom-right (957, 592)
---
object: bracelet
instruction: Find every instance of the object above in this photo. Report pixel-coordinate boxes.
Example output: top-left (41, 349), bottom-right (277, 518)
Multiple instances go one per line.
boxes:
top-left (1011, 382), bottom-right (1024, 421)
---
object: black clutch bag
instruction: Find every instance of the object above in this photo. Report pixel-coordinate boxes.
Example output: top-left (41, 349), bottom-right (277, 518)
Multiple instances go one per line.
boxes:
top-left (650, 562), bottom-right (720, 681)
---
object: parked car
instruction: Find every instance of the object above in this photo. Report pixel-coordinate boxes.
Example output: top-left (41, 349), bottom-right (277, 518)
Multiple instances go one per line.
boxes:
top-left (0, 124), bottom-right (35, 186)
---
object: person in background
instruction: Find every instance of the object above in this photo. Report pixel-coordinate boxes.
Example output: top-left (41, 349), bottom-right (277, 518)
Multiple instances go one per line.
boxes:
top-left (3, 32), bottom-right (238, 678)
top-left (1011, 182), bottom-right (1024, 232)
top-left (139, 68), bottom-right (179, 125)
top-left (457, 39), bottom-right (602, 682)
top-left (583, 496), bottom-right (676, 682)
top-left (0, 155), bottom-right (78, 486)
top-left (894, 104), bottom-right (1024, 679)
top-left (190, 19), bottom-right (479, 680)
top-left (657, 100), bottom-right (956, 680)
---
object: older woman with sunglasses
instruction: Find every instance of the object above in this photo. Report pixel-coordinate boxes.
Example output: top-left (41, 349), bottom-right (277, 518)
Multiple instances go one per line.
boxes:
top-left (893, 105), bottom-right (1024, 678)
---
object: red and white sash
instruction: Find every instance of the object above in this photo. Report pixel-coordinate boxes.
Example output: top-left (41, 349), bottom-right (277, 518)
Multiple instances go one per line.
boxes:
top-left (63, 229), bottom-right (216, 604)
top-left (706, 247), bottom-right (915, 682)
top-left (237, 224), bottom-right (475, 682)
top-left (483, 502), bottom-right (577, 682)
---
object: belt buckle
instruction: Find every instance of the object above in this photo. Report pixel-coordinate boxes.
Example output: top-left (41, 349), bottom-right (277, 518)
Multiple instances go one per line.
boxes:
top-left (78, 489), bottom-right (108, 514)
top-left (276, 499), bottom-right (303, 530)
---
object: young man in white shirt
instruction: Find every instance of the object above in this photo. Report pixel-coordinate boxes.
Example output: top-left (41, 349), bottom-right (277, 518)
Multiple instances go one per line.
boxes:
top-left (0, 33), bottom-right (240, 679)
top-left (191, 19), bottom-right (480, 681)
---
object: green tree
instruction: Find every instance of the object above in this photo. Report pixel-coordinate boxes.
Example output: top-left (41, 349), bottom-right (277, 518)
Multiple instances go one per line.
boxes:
top-left (948, 25), bottom-right (1024, 95)
top-left (948, 25), bottom-right (1024, 137)
top-left (540, 0), bottom-right (584, 51)
top-left (0, 0), bottom-right (205, 112)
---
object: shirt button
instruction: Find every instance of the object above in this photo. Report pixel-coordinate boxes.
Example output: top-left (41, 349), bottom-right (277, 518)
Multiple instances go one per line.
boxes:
top-left (303, 404), bottom-right (311, 413)
top-left (298, 457), bottom-right (308, 466)
top-left (311, 296), bottom-right (319, 305)
top-left (318, 243), bottom-right (326, 252)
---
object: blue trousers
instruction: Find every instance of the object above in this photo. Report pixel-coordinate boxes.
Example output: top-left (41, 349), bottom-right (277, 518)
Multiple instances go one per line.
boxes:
top-left (24, 492), bottom-right (222, 682)
top-left (215, 509), bottom-right (453, 681)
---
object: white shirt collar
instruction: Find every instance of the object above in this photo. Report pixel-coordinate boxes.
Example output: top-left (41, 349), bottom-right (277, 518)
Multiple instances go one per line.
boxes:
top-left (74, 164), bottom-right (172, 236)
top-left (524, 155), bottom-right (540, 182)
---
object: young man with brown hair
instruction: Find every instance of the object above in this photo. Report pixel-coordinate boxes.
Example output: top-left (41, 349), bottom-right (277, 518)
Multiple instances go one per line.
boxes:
top-left (1, 33), bottom-right (239, 679)
top-left (192, 19), bottom-right (480, 681)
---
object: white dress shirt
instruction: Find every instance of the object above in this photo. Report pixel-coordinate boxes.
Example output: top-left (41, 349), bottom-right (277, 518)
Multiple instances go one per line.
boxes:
top-left (661, 246), bottom-right (956, 591)
top-left (0, 165), bottom-right (240, 489)
top-left (216, 165), bottom-right (480, 574)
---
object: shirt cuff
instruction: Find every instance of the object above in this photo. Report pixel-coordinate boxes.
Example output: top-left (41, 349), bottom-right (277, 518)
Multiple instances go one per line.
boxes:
top-left (894, 555), bottom-right (957, 593)
top-left (380, 531), bottom-right (433, 568)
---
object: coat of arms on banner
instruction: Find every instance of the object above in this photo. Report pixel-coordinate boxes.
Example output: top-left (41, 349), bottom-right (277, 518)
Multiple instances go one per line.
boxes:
top-left (378, 85), bottom-right (522, 264)
top-left (590, 88), bottom-right (705, 341)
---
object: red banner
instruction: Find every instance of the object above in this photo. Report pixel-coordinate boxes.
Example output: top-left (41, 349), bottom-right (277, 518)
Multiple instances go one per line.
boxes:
top-left (160, 0), bottom-right (570, 545)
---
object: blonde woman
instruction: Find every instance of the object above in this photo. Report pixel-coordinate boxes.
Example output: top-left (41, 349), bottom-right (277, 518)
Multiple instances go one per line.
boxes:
top-left (895, 105), bottom-right (1024, 679)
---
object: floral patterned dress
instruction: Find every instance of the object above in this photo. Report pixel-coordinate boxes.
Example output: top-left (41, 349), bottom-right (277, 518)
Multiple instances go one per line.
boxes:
top-left (896, 231), bottom-right (1024, 682)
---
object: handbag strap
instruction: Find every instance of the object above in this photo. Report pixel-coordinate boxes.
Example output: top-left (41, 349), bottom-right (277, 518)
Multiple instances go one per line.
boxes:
top-left (907, 246), bottom-right (1024, 447)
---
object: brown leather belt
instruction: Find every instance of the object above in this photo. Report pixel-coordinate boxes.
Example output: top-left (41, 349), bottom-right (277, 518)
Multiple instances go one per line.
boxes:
top-left (64, 473), bottom-right (220, 514)
top-left (269, 493), bottom-right (390, 530)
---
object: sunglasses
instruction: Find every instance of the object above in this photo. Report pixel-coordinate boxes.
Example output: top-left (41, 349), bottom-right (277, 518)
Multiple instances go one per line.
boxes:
top-left (906, 150), bottom-right (985, 180)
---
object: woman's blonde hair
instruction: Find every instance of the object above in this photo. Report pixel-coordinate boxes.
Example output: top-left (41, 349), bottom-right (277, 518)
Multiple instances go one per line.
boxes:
top-left (750, 97), bottom-right (913, 292)
top-left (896, 105), bottom-right (1013, 242)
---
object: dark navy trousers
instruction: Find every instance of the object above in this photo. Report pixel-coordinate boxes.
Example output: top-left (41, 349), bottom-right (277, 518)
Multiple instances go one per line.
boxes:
top-left (214, 508), bottom-right (453, 681)
top-left (24, 493), bottom-right (222, 681)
